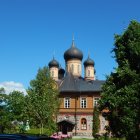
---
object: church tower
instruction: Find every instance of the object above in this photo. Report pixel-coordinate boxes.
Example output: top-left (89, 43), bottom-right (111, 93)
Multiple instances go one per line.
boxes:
top-left (64, 36), bottom-right (83, 77)
top-left (84, 55), bottom-right (95, 80)
top-left (48, 57), bottom-right (59, 81)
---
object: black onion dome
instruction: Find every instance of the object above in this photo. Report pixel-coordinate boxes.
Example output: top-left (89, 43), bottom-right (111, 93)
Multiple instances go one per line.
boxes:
top-left (48, 57), bottom-right (59, 68)
top-left (64, 39), bottom-right (83, 61)
top-left (58, 67), bottom-right (65, 79)
top-left (84, 55), bottom-right (95, 67)
top-left (59, 68), bottom-right (65, 74)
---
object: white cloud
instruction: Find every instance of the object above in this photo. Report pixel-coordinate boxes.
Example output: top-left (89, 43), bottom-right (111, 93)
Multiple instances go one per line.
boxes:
top-left (0, 81), bottom-right (27, 95)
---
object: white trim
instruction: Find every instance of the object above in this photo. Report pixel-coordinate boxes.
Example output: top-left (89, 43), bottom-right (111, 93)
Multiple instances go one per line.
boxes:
top-left (93, 97), bottom-right (100, 107)
top-left (81, 118), bottom-right (87, 130)
top-left (80, 97), bottom-right (87, 108)
top-left (64, 97), bottom-right (70, 108)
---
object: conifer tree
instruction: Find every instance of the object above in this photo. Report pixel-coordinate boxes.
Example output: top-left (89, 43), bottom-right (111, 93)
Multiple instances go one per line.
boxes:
top-left (92, 106), bottom-right (100, 137)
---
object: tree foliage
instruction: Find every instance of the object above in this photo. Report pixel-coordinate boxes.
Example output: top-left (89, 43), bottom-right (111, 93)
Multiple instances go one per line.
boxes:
top-left (99, 21), bottom-right (140, 140)
top-left (92, 106), bottom-right (100, 137)
top-left (26, 66), bottom-right (60, 135)
top-left (0, 89), bottom-right (27, 133)
top-left (0, 66), bottom-right (60, 135)
top-left (0, 88), bottom-right (9, 133)
top-left (6, 91), bottom-right (27, 121)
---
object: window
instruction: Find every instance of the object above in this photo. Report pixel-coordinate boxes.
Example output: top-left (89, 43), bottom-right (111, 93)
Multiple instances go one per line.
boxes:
top-left (66, 64), bottom-right (68, 72)
top-left (52, 71), bottom-right (54, 77)
top-left (77, 65), bottom-right (80, 74)
top-left (94, 97), bottom-right (100, 107)
top-left (71, 64), bottom-right (74, 73)
top-left (64, 97), bottom-right (70, 108)
top-left (81, 118), bottom-right (87, 130)
top-left (81, 97), bottom-right (86, 108)
top-left (88, 70), bottom-right (90, 76)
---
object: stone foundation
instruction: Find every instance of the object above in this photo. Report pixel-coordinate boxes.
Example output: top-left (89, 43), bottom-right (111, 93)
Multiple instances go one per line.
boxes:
top-left (57, 114), bottom-right (107, 136)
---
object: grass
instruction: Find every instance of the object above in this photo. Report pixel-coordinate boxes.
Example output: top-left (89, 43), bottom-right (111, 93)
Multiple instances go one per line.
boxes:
top-left (72, 138), bottom-right (125, 140)
top-left (72, 139), bottom-right (91, 140)
top-left (71, 137), bottom-right (92, 140)
top-left (17, 128), bottom-right (126, 140)
top-left (26, 128), bottom-right (52, 135)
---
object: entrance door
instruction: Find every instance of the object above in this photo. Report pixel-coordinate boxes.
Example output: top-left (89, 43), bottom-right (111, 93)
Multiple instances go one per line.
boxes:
top-left (62, 123), bottom-right (67, 134)
top-left (58, 120), bottom-right (75, 134)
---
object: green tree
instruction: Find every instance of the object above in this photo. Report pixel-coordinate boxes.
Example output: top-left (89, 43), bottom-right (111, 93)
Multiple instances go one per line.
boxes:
top-left (99, 21), bottom-right (140, 140)
top-left (5, 91), bottom-right (28, 133)
top-left (0, 88), bottom-right (27, 133)
top-left (27, 66), bottom-right (60, 135)
top-left (92, 106), bottom-right (100, 137)
top-left (0, 87), bottom-right (6, 105)
top-left (0, 88), bottom-right (9, 133)
top-left (7, 91), bottom-right (27, 122)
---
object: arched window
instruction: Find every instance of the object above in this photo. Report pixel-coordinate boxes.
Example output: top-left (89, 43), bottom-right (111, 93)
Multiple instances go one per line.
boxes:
top-left (66, 64), bottom-right (68, 72)
top-left (52, 71), bottom-right (54, 77)
top-left (71, 64), bottom-right (74, 73)
top-left (77, 65), bottom-right (80, 74)
top-left (88, 70), bottom-right (90, 77)
top-left (81, 118), bottom-right (87, 130)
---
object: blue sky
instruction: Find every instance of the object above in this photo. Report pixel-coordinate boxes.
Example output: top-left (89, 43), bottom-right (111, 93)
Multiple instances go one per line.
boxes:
top-left (0, 0), bottom-right (140, 92)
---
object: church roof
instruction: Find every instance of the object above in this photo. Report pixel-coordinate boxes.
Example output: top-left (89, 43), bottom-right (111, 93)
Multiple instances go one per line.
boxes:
top-left (48, 57), bottom-right (59, 68)
top-left (59, 73), bottom-right (105, 93)
top-left (57, 119), bottom-right (75, 125)
top-left (84, 55), bottom-right (95, 67)
top-left (64, 38), bottom-right (83, 61)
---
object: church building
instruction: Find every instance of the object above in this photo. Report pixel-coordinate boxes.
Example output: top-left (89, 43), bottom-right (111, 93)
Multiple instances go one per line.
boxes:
top-left (48, 37), bottom-right (107, 137)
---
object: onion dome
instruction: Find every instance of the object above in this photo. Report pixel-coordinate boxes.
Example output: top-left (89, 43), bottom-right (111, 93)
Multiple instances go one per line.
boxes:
top-left (64, 37), bottom-right (83, 61)
top-left (58, 67), bottom-right (65, 79)
top-left (48, 57), bottom-right (59, 68)
top-left (59, 68), bottom-right (65, 75)
top-left (84, 55), bottom-right (95, 67)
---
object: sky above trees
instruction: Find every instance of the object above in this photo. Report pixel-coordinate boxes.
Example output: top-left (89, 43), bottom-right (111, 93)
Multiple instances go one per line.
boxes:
top-left (0, 0), bottom-right (140, 93)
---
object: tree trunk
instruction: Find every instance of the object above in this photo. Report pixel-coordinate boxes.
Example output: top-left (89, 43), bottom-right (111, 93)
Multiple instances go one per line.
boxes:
top-left (40, 121), bottom-right (44, 135)
top-left (41, 123), bottom-right (44, 134)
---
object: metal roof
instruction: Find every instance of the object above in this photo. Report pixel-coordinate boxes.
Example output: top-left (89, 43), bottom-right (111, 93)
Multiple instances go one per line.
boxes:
top-left (64, 39), bottom-right (83, 61)
top-left (57, 119), bottom-right (75, 125)
top-left (59, 73), bottom-right (105, 93)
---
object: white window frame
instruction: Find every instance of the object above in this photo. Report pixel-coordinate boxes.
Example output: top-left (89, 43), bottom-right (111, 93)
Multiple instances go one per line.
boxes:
top-left (77, 65), bottom-right (80, 74)
top-left (71, 64), bottom-right (74, 73)
top-left (94, 97), bottom-right (100, 107)
top-left (80, 97), bottom-right (87, 108)
top-left (52, 71), bottom-right (54, 77)
top-left (88, 69), bottom-right (90, 76)
top-left (81, 118), bottom-right (87, 130)
top-left (64, 97), bottom-right (70, 108)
